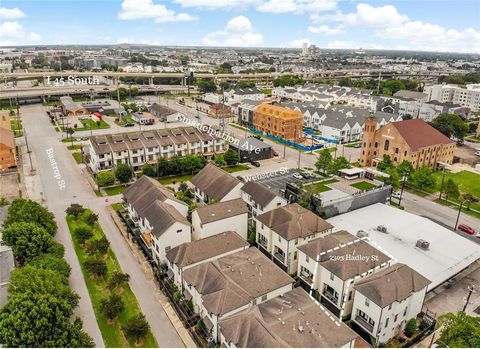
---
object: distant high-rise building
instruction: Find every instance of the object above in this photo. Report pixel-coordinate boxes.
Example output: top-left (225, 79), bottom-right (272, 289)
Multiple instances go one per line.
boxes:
top-left (302, 42), bottom-right (309, 56)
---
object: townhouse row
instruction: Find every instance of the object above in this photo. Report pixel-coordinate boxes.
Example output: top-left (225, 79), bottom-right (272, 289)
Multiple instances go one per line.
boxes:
top-left (121, 163), bottom-right (431, 346)
top-left (88, 127), bottom-right (228, 173)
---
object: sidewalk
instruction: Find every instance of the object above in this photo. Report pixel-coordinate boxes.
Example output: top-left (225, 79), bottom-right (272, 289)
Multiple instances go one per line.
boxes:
top-left (109, 207), bottom-right (197, 348)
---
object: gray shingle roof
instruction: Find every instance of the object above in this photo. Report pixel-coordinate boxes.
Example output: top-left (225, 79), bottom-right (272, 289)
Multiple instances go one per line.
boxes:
top-left (354, 263), bottom-right (431, 308)
top-left (195, 198), bottom-right (248, 224)
top-left (241, 181), bottom-right (278, 207)
top-left (190, 163), bottom-right (242, 202)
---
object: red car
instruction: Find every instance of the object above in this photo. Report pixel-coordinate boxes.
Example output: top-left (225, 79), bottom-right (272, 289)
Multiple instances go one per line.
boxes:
top-left (457, 224), bottom-right (477, 235)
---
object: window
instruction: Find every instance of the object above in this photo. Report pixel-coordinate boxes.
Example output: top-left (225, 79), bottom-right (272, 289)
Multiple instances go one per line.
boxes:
top-left (385, 318), bottom-right (389, 328)
top-left (330, 272), bottom-right (334, 281)
top-left (165, 246), bottom-right (171, 253)
top-left (295, 238), bottom-right (298, 245)
top-left (278, 235), bottom-right (281, 242)
top-left (365, 298), bottom-right (370, 307)
top-left (261, 295), bottom-right (267, 302)
top-left (403, 307), bottom-right (408, 316)
top-left (394, 314), bottom-right (398, 322)
top-left (294, 251), bottom-right (297, 260)
top-left (348, 291), bottom-right (352, 301)
top-left (384, 140), bottom-right (390, 151)
top-left (388, 304), bottom-right (392, 310)
top-left (176, 229), bottom-right (182, 233)
top-left (306, 256), bottom-right (309, 263)
top-left (374, 142), bottom-right (378, 148)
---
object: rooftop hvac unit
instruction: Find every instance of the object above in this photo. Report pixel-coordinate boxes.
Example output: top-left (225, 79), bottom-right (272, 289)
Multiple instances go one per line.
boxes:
top-left (377, 225), bottom-right (388, 233)
top-left (357, 230), bottom-right (369, 238)
top-left (416, 239), bottom-right (430, 250)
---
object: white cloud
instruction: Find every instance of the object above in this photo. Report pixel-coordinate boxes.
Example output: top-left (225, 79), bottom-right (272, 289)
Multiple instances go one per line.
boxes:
top-left (174, 0), bottom-right (256, 9)
top-left (257, 0), bottom-right (336, 14)
top-left (317, 3), bottom-right (480, 53)
top-left (0, 7), bottom-right (25, 19)
top-left (118, 0), bottom-right (196, 23)
top-left (308, 24), bottom-right (343, 35)
top-left (0, 21), bottom-right (41, 43)
top-left (202, 16), bottom-right (263, 47)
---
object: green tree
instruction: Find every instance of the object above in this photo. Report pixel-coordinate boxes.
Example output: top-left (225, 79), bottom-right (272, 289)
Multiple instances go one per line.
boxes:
top-left (196, 78), bottom-right (216, 93)
top-left (107, 272), bottom-right (130, 292)
top-left (430, 113), bottom-right (469, 140)
top-left (224, 148), bottom-right (240, 166)
top-left (65, 203), bottom-right (85, 220)
top-left (397, 160), bottom-right (414, 177)
top-left (2, 222), bottom-right (53, 265)
top-left (9, 265), bottom-right (79, 309)
top-left (0, 293), bottom-right (93, 348)
top-left (273, 75), bottom-right (305, 87)
top-left (214, 154), bottom-right (225, 166)
top-left (339, 77), bottom-right (354, 87)
top-left (436, 312), bottom-right (480, 348)
top-left (100, 293), bottom-right (125, 321)
top-left (85, 212), bottom-right (99, 226)
top-left (86, 237), bottom-right (110, 256)
top-left (328, 156), bottom-right (349, 174)
top-left (315, 149), bottom-right (333, 174)
top-left (123, 313), bottom-right (150, 344)
top-left (404, 318), bottom-right (417, 337)
top-left (4, 199), bottom-right (57, 236)
top-left (236, 80), bottom-right (256, 88)
top-left (461, 193), bottom-right (479, 211)
top-left (74, 225), bottom-right (93, 245)
top-left (47, 241), bottom-right (65, 258)
top-left (383, 167), bottom-right (401, 189)
top-left (28, 254), bottom-right (71, 282)
top-left (443, 178), bottom-right (460, 200)
top-left (178, 181), bottom-right (189, 192)
top-left (377, 154), bottom-right (393, 171)
top-left (409, 166), bottom-right (436, 191)
top-left (96, 170), bottom-right (115, 186)
top-left (383, 79), bottom-right (406, 94)
top-left (84, 259), bottom-right (108, 278)
top-left (115, 163), bottom-right (134, 184)
top-left (141, 163), bottom-right (156, 177)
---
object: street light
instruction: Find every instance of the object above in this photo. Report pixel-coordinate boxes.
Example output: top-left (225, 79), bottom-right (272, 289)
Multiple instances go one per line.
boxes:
top-left (398, 171), bottom-right (411, 206)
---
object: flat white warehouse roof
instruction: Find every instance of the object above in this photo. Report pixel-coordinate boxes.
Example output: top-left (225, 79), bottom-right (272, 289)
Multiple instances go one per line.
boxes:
top-left (327, 203), bottom-right (480, 291)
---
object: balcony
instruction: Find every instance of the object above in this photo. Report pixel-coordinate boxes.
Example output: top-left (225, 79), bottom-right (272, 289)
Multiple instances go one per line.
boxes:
top-left (322, 290), bottom-right (339, 305)
top-left (258, 239), bottom-right (267, 249)
top-left (300, 270), bottom-right (314, 285)
top-left (273, 251), bottom-right (286, 264)
top-left (355, 315), bottom-right (374, 334)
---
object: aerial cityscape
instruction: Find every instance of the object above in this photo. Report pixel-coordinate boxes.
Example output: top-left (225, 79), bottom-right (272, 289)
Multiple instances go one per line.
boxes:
top-left (0, 0), bottom-right (479, 348)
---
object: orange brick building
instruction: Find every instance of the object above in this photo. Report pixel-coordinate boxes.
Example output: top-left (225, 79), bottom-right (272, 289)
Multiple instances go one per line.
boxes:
top-left (0, 127), bottom-right (16, 170)
top-left (253, 103), bottom-right (303, 141)
top-left (360, 117), bottom-right (455, 170)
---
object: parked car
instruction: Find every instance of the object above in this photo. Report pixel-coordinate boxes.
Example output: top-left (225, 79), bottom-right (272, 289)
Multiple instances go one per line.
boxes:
top-left (457, 224), bottom-right (477, 235)
top-left (300, 172), bottom-right (310, 179)
top-left (354, 143), bottom-right (362, 148)
top-left (292, 172), bottom-right (303, 180)
top-left (273, 151), bottom-right (279, 157)
top-left (81, 137), bottom-right (88, 141)
top-left (124, 122), bottom-right (134, 127)
top-left (250, 161), bottom-right (260, 167)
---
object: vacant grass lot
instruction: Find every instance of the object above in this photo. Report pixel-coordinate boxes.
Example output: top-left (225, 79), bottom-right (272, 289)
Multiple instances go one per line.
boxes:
top-left (79, 119), bottom-right (110, 130)
top-left (66, 210), bottom-right (157, 348)
top-left (351, 181), bottom-right (376, 191)
top-left (305, 179), bottom-right (338, 193)
top-left (72, 152), bottom-right (83, 164)
top-left (104, 185), bottom-right (127, 196)
top-left (433, 170), bottom-right (480, 198)
top-left (223, 164), bottom-right (250, 173)
top-left (159, 174), bottom-right (194, 185)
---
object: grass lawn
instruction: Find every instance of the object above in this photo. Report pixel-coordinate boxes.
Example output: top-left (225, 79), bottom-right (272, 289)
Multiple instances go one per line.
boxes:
top-left (465, 135), bottom-right (480, 143)
top-left (434, 198), bottom-right (480, 220)
top-left (10, 119), bottom-right (23, 137)
top-left (79, 119), bottom-right (110, 130)
top-left (72, 152), bottom-right (83, 164)
top-left (223, 164), bottom-right (250, 173)
top-left (433, 170), bottom-right (480, 198)
top-left (95, 190), bottom-right (104, 197)
top-left (66, 211), bottom-right (158, 348)
top-left (104, 185), bottom-right (127, 196)
top-left (351, 181), bottom-right (376, 191)
top-left (305, 179), bottom-right (338, 193)
top-left (67, 144), bottom-right (82, 150)
top-left (159, 174), bottom-right (193, 185)
top-left (345, 142), bottom-right (362, 148)
top-left (62, 137), bottom-right (75, 143)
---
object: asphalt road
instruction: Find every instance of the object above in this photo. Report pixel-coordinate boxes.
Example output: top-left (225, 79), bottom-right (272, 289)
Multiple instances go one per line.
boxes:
top-left (400, 191), bottom-right (480, 240)
top-left (20, 104), bottom-right (184, 347)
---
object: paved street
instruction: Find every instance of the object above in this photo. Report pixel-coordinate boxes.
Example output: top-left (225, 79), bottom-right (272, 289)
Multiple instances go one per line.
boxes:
top-left (20, 104), bottom-right (184, 348)
top-left (400, 190), bottom-right (480, 236)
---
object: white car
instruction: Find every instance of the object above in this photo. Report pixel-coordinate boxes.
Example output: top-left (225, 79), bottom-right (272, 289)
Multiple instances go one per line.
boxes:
top-left (474, 150), bottom-right (480, 157)
top-left (292, 172), bottom-right (303, 180)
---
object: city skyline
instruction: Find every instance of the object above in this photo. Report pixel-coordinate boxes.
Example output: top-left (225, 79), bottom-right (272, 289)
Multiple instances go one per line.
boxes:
top-left (0, 0), bottom-right (479, 53)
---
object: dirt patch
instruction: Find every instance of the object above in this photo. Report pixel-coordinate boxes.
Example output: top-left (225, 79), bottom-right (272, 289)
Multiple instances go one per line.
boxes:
top-left (0, 171), bottom-right (21, 201)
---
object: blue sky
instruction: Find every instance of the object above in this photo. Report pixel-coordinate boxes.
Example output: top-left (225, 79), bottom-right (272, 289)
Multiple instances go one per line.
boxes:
top-left (1, 0), bottom-right (479, 53)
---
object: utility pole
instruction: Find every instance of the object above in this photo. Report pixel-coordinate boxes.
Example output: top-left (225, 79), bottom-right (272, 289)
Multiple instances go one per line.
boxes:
top-left (454, 200), bottom-right (466, 230)
top-left (398, 171), bottom-right (410, 206)
top-left (24, 128), bottom-right (33, 172)
top-left (438, 166), bottom-right (446, 200)
top-left (463, 285), bottom-right (476, 312)
top-left (376, 72), bottom-right (382, 95)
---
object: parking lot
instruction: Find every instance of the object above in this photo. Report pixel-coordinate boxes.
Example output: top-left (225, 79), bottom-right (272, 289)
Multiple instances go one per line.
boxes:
top-left (258, 171), bottom-right (316, 196)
